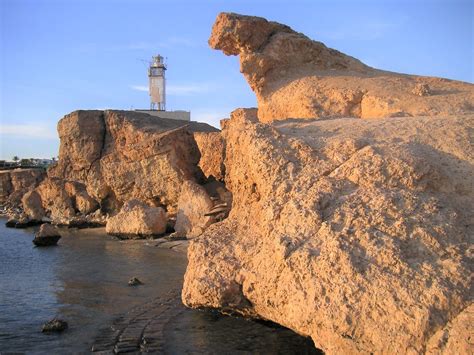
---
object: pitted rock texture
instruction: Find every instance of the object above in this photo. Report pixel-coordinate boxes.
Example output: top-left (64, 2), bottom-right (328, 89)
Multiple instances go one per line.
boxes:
top-left (182, 108), bottom-right (474, 354)
top-left (43, 110), bottom-right (218, 222)
top-left (193, 132), bottom-right (226, 181)
top-left (209, 13), bottom-right (474, 122)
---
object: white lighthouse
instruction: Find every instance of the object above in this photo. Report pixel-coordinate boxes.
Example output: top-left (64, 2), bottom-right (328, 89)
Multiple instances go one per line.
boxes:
top-left (148, 54), bottom-right (166, 111)
top-left (135, 55), bottom-right (190, 121)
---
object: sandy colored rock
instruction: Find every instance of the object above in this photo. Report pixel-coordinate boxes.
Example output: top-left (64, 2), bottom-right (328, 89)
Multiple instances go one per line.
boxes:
top-left (21, 190), bottom-right (45, 221)
top-left (106, 199), bottom-right (167, 238)
top-left (193, 132), bottom-right (226, 181)
top-left (183, 108), bottom-right (474, 354)
top-left (36, 178), bottom-right (75, 223)
top-left (175, 180), bottom-right (215, 238)
top-left (64, 181), bottom-right (98, 215)
top-left (0, 168), bottom-right (46, 206)
top-left (48, 110), bottom-right (218, 216)
top-left (36, 223), bottom-right (61, 238)
top-left (209, 13), bottom-right (474, 122)
top-left (426, 304), bottom-right (474, 354)
top-left (0, 171), bottom-right (13, 202)
top-left (33, 223), bottom-right (61, 246)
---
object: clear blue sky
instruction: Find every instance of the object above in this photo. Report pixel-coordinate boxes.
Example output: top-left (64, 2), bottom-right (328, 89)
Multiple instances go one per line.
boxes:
top-left (1, 0), bottom-right (472, 160)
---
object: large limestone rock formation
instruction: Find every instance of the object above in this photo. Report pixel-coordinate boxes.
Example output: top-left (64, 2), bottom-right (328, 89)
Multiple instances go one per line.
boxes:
top-left (38, 110), bottom-right (218, 223)
top-left (183, 108), bottom-right (474, 354)
top-left (209, 13), bottom-right (474, 122)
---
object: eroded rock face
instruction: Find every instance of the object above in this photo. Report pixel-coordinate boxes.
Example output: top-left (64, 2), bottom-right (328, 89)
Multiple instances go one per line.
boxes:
top-left (0, 169), bottom-right (46, 205)
top-left (64, 181), bottom-right (99, 215)
top-left (106, 199), bottom-right (167, 238)
top-left (48, 110), bottom-right (218, 216)
top-left (36, 178), bottom-right (76, 224)
top-left (175, 180), bottom-right (215, 238)
top-left (209, 13), bottom-right (474, 122)
top-left (183, 108), bottom-right (474, 354)
top-left (0, 171), bottom-right (13, 202)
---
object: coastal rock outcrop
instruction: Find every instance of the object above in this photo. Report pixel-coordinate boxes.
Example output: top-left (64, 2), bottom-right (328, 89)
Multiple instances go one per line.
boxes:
top-left (47, 110), bottom-right (218, 216)
top-left (106, 199), bottom-right (167, 238)
top-left (33, 223), bottom-right (61, 246)
top-left (183, 108), bottom-right (474, 354)
top-left (209, 13), bottom-right (474, 122)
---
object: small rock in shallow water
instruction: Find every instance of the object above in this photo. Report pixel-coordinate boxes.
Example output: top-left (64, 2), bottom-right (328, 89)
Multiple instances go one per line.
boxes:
top-left (33, 224), bottom-right (61, 246)
top-left (128, 277), bottom-right (143, 286)
top-left (42, 318), bottom-right (68, 333)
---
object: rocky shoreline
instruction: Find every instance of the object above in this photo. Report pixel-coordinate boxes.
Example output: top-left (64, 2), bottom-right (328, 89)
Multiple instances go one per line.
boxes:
top-left (2, 12), bottom-right (473, 355)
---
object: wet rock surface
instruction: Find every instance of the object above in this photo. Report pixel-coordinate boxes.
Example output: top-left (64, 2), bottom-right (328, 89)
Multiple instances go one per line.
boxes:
top-left (42, 319), bottom-right (68, 333)
top-left (128, 277), bottom-right (144, 287)
top-left (91, 290), bottom-right (320, 354)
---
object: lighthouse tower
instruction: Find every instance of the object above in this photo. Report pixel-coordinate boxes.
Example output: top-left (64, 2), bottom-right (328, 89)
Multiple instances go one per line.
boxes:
top-left (148, 55), bottom-right (166, 111)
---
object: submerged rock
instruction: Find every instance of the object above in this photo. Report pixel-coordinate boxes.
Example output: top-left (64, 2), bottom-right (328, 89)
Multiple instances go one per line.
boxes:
top-left (33, 223), bottom-right (61, 246)
top-left (128, 277), bottom-right (143, 286)
top-left (209, 12), bottom-right (474, 122)
top-left (5, 214), bottom-right (42, 228)
top-left (183, 108), bottom-right (474, 354)
top-left (42, 318), bottom-right (68, 333)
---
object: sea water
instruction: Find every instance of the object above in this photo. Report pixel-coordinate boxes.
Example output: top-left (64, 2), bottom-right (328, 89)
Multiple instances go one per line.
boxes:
top-left (0, 220), bottom-right (318, 354)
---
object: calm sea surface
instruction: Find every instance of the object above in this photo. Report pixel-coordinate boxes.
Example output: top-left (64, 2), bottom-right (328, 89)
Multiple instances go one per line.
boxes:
top-left (0, 219), bottom-right (318, 354)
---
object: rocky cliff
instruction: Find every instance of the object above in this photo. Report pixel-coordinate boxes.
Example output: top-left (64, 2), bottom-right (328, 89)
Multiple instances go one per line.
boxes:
top-left (209, 13), bottom-right (474, 122)
top-left (182, 15), bottom-right (474, 352)
top-left (183, 108), bottom-right (474, 354)
top-left (18, 110), bottom-right (219, 226)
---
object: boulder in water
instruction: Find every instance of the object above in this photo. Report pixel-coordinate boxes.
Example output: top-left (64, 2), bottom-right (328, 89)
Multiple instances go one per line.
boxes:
top-left (33, 224), bottom-right (61, 247)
